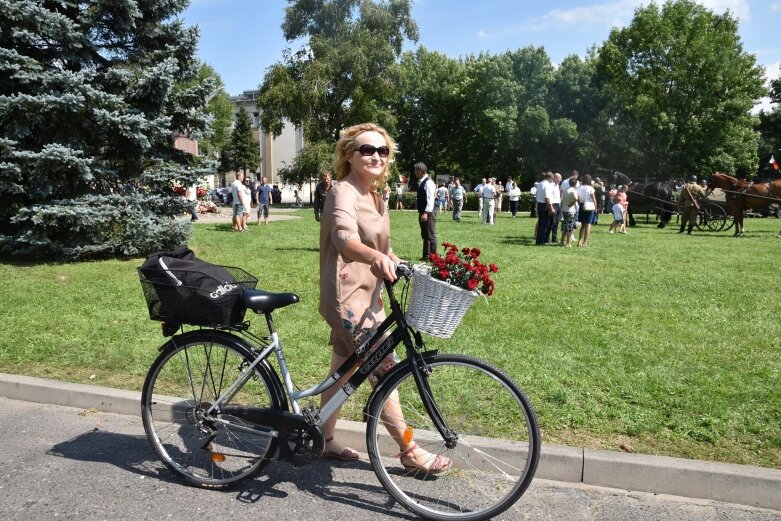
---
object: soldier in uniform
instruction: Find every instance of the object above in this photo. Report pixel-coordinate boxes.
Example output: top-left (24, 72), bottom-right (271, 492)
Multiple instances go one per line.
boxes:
top-left (678, 175), bottom-right (706, 235)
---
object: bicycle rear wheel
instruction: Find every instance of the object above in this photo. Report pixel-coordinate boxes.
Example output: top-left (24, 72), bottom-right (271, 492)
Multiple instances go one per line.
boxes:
top-left (366, 354), bottom-right (540, 521)
top-left (141, 331), bottom-right (283, 488)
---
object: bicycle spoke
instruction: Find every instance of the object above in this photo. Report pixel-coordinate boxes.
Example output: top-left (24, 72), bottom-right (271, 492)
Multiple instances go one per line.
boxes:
top-left (365, 355), bottom-right (539, 521)
top-left (142, 333), bottom-right (280, 488)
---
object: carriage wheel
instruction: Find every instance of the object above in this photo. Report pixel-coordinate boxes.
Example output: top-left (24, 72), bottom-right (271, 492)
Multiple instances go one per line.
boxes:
top-left (697, 204), bottom-right (727, 231)
top-left (721, 212), bottom-right (735, 232)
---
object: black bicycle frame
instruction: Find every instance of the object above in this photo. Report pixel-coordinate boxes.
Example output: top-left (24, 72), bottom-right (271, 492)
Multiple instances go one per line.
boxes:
top-left (326, 275), bottom-right (457, 446)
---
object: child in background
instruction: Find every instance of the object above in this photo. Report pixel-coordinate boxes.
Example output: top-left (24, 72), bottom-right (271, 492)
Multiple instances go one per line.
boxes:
top-left (618, 185), bottom-right (629, 233)
top-left (608, 195), bottom-right (623, 234)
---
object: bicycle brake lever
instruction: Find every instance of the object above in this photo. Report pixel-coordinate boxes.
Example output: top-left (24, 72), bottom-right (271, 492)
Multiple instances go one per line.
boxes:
top-left (394, 262), bottom-right (412, 280)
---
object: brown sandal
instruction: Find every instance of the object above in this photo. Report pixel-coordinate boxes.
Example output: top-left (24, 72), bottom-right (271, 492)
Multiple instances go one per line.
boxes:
top-left (397, 443), bottom-right (451, 474)
top-left (322, 436), bottom-right (360, 461)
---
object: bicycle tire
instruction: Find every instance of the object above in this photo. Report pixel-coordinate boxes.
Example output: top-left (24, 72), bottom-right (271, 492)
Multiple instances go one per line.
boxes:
top-left (141, 330), bottom-right (284, 489)
top-left (365, 354), bottom-right (540, 521)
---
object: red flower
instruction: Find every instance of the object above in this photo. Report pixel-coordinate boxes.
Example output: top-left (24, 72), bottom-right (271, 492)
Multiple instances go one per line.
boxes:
top-left (424, 242), bottom-right (497, 296)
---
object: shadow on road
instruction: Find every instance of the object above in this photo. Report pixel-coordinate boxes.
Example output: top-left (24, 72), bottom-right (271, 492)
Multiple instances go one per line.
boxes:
top-left (47, 429), bottom-right (413, 519)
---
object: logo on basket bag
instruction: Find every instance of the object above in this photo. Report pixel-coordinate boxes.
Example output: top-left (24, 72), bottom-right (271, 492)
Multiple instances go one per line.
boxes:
top-left (210, 283), bottom-right (238, 299)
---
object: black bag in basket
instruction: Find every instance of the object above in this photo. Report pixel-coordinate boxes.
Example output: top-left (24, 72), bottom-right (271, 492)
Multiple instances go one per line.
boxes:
top-left (138, 246), bottom-right (258, 327)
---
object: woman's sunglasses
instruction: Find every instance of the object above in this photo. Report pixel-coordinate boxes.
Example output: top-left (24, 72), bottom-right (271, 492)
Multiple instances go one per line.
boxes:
top-left (356, 144), bottom-right (390, 158)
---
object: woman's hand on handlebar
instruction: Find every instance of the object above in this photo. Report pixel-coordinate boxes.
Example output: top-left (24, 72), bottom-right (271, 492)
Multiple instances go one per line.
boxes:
top-left (370, 253), bottom-right (398, 282)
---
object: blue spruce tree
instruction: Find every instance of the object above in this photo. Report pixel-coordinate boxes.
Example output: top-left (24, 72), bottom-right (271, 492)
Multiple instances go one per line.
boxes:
top-left (0, 0), bottom-right (212, 260)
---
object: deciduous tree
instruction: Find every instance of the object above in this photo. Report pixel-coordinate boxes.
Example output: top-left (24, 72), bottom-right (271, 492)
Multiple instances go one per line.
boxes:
top-left (758, 64), bottom-right (781, 174)
top-left (258, 0), bottom-right (418, 143)
top-left (392, 47), bottom-right (466, 178)
top-left (596, 0), bottom-right (765, 179)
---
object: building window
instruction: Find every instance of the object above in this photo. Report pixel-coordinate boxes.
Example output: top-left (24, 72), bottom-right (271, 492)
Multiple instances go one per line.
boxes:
top-left (252, 112), bottom-right (260, 128)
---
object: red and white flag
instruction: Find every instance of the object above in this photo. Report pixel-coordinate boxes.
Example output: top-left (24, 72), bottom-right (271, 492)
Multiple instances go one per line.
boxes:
top-left (770, 155), bottom-right (779, 170)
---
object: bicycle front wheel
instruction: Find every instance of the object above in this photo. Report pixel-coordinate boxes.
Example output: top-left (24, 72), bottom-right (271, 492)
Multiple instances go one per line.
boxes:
top-left (141, 332), bottom-right (283, 489)
top-left (366, 354), bottom-right (540, 521)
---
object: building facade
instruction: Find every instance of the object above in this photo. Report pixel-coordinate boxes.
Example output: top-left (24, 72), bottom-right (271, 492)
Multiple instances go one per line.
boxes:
top-left (230, 90), bottom-right (304, 185)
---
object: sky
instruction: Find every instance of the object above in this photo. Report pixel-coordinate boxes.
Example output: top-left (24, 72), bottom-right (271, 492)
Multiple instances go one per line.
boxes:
top-left (182, 0), bottom-right (781, 110)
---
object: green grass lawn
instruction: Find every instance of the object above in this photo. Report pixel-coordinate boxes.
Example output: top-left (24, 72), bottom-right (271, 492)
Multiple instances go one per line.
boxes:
top-left (1, 208), bottom-right (779, 468)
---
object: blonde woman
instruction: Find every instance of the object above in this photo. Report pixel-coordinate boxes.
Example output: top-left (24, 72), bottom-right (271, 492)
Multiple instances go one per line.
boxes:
top-left (318, 123), bottom-right (450, 473)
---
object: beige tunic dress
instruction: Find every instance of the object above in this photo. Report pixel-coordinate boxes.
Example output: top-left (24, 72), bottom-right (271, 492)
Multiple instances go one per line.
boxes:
top-left (319, 178), bottom-right (392, 356)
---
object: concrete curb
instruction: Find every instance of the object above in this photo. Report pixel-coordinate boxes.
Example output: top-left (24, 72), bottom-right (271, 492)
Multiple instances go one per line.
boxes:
top-left (2, 372), bottom-right (779, 512)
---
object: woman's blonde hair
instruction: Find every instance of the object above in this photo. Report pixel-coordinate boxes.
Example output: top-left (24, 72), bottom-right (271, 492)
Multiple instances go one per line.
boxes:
top-left (333, 123), bottom-right (396, 190)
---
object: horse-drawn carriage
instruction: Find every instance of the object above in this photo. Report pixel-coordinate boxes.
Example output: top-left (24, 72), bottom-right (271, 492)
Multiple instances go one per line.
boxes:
top-left (694, 191), bottom-right (733, 232)
top-left (608, 172), bottom-right (733, 232)
top-left (707, 173), bottom-right (781, 236)
top-left (609, 171), bottom-right (781, 235)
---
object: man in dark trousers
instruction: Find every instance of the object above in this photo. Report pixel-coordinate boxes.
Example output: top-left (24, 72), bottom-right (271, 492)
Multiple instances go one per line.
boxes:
top-left (415, 162), bottom-right (437, 260)
top-left (313, 170), bottom-right (333, 222)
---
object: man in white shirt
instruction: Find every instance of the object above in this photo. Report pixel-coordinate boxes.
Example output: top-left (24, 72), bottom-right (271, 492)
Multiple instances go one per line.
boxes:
top-left (504, 177), bottom-right (514, 213)
top-left (546, 173), bottom-right (563, 243)
top-left (534, 172), bottom-right (547, 224)
top-left (415, 162), bottom-right (437, 260)
top-left (185, 184), bottom-right (198, 222)
top-left (535, 172), bottom-right (556, 245)
top-left (481, 179), bottom-right (496, 224)
top-left (230, 172), bottom-right (246, 231)
top-left (474, 178), bottom-right (486, 216)
top-left (559, 170), bottom-right (579, 193)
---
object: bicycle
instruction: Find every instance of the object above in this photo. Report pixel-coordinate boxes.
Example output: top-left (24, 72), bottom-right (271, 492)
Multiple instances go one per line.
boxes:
top-left (139, 263), bottom-right (540, 521)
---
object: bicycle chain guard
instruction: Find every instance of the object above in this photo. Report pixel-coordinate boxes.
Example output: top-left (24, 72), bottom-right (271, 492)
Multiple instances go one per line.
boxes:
top-left (220, 406), bottom-right (324, 466)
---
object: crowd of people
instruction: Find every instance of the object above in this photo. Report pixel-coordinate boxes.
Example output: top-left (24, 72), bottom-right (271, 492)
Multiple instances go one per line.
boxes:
top-left (403, 171), bottom-right (635, 249)
top-left (532, 170), bottom-right (636, 247)
top-left (227, 174), bottom-right (275, 231)
top-left (215, 153), bottom-right (718, 249)
top-left (421, 176), bottom-right (523, 225)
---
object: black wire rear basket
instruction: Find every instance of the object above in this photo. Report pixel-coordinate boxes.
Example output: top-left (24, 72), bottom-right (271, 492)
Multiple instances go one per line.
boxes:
top-left (138, 265), bottom-right (258, 327)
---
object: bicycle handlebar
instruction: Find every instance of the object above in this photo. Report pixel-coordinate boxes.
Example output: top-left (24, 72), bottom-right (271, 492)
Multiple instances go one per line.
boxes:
top-left (394, 262), bottom-right (412, 281)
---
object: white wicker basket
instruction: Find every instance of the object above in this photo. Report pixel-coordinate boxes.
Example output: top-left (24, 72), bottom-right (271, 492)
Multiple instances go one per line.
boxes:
top-left (405, 265), bottom-right (480, 338)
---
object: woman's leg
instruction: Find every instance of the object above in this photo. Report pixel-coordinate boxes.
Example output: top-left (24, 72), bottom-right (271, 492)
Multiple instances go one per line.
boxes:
top-left (378, 386), bottom-right (451, 472)
top-left (319, 350), bottom-right (359, 458)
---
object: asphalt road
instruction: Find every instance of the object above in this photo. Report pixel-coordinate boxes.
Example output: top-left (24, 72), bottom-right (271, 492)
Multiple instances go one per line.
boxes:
top-left (2, 397), bottom-right (779, 521)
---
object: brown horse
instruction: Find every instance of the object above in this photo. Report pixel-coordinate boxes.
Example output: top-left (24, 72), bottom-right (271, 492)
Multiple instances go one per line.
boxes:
top-left (708, 172), bottom-right (781, 236)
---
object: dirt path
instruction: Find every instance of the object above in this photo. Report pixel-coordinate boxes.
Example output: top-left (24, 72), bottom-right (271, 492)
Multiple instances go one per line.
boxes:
top-left (189, 205), bottom-right (303, 224)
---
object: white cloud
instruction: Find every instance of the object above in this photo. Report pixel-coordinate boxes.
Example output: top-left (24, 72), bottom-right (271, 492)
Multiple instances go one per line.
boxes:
top-left (697, 0), bottom-right (750, 20)
top-left (530, 0), bottom-right (639, 32)
top-left (529, 0), bottom-right (750, 33)
top-left (771, 2), bottom-right (781, 12)
top-left (764, 62), bottom-right (781, 81)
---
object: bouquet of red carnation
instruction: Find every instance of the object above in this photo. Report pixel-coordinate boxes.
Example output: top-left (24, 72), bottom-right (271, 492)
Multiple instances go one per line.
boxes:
top-left (427, 242), bottom-right (498, 296)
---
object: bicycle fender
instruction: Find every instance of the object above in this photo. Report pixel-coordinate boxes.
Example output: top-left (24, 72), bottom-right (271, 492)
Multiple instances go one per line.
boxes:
top-left (362, 350), bottom-right (439, 422)
top-left (161, 329), bottom-right (288, 412)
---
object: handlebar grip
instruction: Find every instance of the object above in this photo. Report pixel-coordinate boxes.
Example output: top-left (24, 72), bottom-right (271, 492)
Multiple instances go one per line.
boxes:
top-left (394, 262), bottom-right (412, 280)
